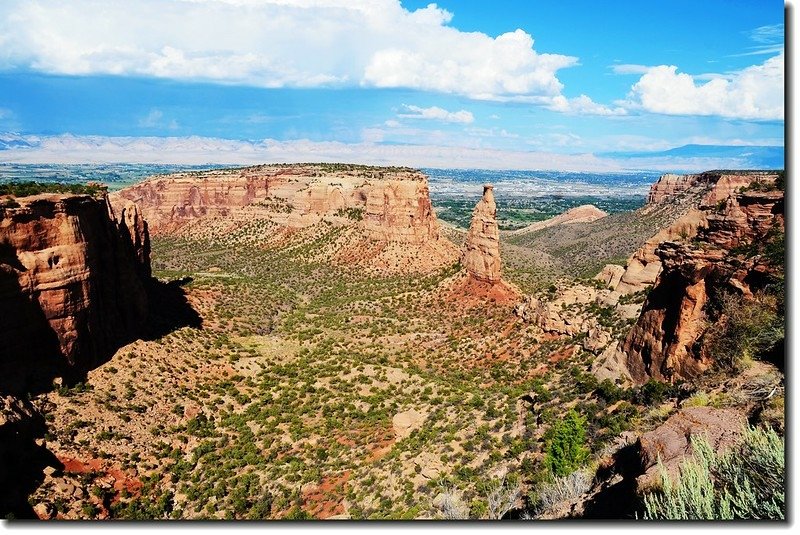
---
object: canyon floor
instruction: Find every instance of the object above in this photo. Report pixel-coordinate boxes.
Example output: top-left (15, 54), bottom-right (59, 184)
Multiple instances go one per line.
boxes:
top-left (24, 213), bottom-right (646, 519)
top-left (9, 167), bottom-right (784, 521)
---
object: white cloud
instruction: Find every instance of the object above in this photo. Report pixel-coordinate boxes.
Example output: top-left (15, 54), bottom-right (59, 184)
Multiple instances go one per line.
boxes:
top-left (622, 53), bottom-right (784, 120)
top-left (748, 23), bottom-right (783, 44)
top-left (138, 109), bottom-right (179, 129)
top-left (398, 105), bottom-right (474, 124)
top-left (546, 94), bottom-right (627, 116)
top-left (611, 64), bottom-right (651, 75)
top-left (383, 119), bottom-right (401, 128)
top-left (0, 133), bottom-right (777, 172)
top-left (0, 0), bottom-right (577, 101)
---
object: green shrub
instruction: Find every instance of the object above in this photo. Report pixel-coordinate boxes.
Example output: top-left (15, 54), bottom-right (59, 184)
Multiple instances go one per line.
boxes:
top-left (0, 181), bottom-right (107, 198)
top-left (643, 426), bottom-right (784, 520)
top-left (543, 410), bottom-right (590, 477)
top-left (704, 292), bottom-right (783, 373)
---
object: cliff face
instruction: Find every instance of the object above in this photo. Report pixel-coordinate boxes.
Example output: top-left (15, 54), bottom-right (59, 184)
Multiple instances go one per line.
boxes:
top-left (620, 186), bottom-right (784, 383)
top-left (462, 185), bottom-right (501, 283)
top-left (362, 178), bottom-right (442, 244)
top-left (612, 171), bottom-right (780, 295)
top-left (114, 164), bottom-right (459, 274)
top-left (645, 171), bottom-right (768, 205)
top-left (0, 193), bottom-right (150, 394)
top-left (111, 171), bottom-right (272, 234)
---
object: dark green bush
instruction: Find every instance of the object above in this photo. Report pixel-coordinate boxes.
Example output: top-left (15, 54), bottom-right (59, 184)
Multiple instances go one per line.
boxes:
top-left (543, 410), bottom-right (590, 477)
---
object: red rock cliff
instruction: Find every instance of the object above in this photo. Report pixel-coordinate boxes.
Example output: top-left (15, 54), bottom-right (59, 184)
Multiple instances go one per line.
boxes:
top-left (0, 193), bottom-right (151, 394)
top-left (620, 185), bottom-right (784, 383)
top-left (362, 178), bottom-right (442, 244)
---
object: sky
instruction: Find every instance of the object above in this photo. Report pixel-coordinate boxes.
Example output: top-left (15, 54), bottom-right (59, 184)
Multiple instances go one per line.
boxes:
top-left (0, 0), bottom-right (786, 170)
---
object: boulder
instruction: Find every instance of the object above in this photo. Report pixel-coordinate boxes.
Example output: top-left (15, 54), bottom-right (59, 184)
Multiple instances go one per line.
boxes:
top-left (636, 407), bottom-right (747, 490)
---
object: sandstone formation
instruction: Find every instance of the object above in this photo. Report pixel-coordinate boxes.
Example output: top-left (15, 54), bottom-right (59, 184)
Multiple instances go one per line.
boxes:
top-left (609, 171), bottom-right (780, 295)
top-left (619, 185), bottom-right (784, 383)
top-left (594, 264), bottom-right (625, 290)
top-left (462, 185), bottom-right (501, 283)
top-left (512, 204), bottom-right (608, 235)
top-left (112, 170), bottom-right (271, 233)
top-left (636, 407), bottom-right (747, 490)
top-left (362, 179), bottom-right (442, 244)
top-left (114, 164), bottom-right (459, 274)
top-left (392, 408), bottom-right (426, 440)
top-left (645, 171), bottom-right (774, 205)
top-left (0, 192), bottom-right (151, 394)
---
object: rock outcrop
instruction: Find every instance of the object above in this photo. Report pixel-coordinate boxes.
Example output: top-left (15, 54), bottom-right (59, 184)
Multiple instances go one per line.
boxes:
top-left (594, 264), bottom-right (625, 290)
top-left (645, 171), bottom-right (773, 206)
top-left (114, 164), bottom-right (459, 274)
top-left (112, 171), bottom-right (272, 233)
top-left (636, 407), bottom-right (747, 490)
top-left (362, 179), bottom-right (442, 244)
top-left (619, 185), bottom-right (784, 383)
top-left (462, 185), bottom-right (501, 283)
top-left (0, 192), bottom-right (151, 394)
top-left (609, 171), bottom-right (781, 295)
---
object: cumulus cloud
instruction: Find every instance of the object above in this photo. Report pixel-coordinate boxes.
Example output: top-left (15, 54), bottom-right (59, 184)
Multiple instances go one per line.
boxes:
top-left (622, 53), bottom-right (784, 120)
top-left (398, 105), bottom-right (474, 124)
top-left (0, 0), bottom-right (578, 101)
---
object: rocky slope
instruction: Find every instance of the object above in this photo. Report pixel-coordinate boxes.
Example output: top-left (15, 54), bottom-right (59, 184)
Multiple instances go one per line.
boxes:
top-left (511, 204), bottom-right (607, 235)
top-left (0, 192), bottom-right (151, 394)
top-left (607, 171), bottom-right (781, 295)
top-left (618, 181), bottom-right (784, 383)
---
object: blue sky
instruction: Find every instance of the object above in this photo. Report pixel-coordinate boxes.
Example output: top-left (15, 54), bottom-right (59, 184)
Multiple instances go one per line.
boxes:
top-left (0, 0), bottom-right (785, 170)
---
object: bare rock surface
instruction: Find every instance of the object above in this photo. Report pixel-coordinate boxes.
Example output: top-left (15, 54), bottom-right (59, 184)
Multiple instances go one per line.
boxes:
top-left (1, 193), bottom-right (151, 393)
top-left (392, 408), bottom-right (426, 440)
top-left (636, 407), bottom-right (747, 490)
top-left (620, 182), bottom-right (784, 383)
top-left (461, 185), bottom-right (501, 283)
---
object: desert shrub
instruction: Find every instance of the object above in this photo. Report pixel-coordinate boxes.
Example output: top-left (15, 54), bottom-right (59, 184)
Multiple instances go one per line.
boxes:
top-left (634, 379), bottom-right (675, 405)
top-left (595, 379), bottom-right (628, 403)
top-left (0, 181), bottom-right (107, 197)
top-left (534, 469), bottom-right (593, 515)
top-left (682, 390), bottom-right (711, 408)
top-left (704, 292), bottom-right (783, 373)
top-left (643, 426), bottom-right (784, 520)
top-left (543, 410), bottom-right (590, 477)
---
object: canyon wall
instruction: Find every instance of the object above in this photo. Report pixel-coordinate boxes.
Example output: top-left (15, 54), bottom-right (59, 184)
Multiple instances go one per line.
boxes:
top-left (111, 170), bottom-right (272, 233)
top-left (612, 171), bottom-right (780, 294)
top-left (0, 193), bottom-right (151, 394)
top-left (620, 185), bottom-right (784, 383)
top-left (362, 178), bottom-right (442, 244)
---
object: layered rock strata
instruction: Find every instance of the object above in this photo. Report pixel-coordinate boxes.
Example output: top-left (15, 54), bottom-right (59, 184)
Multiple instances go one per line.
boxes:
top-left (462, 185), bottom-right (502, 283)
top-left (619, 186), bottom-right (784, 383)
top-left (607, 171), bottom-right (780, 295)
top-left (0, 193), bottom-right (150, 393)
top-left (362, 178), bottom-right (442, 244)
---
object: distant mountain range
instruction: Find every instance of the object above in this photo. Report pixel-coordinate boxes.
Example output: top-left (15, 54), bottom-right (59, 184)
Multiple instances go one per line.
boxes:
top-left (599, 144), bottom-right (784, 170)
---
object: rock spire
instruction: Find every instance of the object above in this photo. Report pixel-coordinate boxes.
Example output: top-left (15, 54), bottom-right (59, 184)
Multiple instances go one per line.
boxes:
top-left (462, 184), bottom-right (502, 283)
